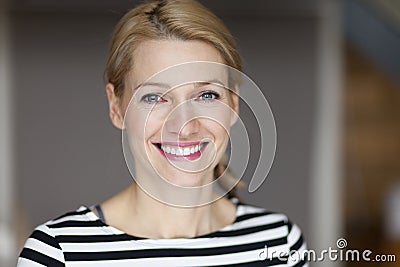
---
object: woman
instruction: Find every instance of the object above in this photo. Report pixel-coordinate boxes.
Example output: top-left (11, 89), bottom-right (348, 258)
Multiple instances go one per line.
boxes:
top-left (18, 0), bottom-right (307, 266)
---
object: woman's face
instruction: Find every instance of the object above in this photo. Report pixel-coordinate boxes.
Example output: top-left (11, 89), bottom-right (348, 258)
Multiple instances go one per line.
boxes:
top-left (108, 40), bottom-right (238, 187)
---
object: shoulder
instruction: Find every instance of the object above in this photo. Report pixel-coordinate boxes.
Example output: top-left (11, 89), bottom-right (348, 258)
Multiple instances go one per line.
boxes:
top-left (235, 201), bottom-right (295, 230)
top-left (17, 206), bottom-right (94, 266)
top-left (234, 202), bottom-right (307, 264)
top-left (27, 205), bottom-right (102, 241)
top-left (33, 206), bottom-right (99, 234)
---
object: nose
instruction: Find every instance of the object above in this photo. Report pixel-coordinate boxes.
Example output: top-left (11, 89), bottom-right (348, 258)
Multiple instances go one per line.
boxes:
top-left (164, 102), bottom-right (200, 139)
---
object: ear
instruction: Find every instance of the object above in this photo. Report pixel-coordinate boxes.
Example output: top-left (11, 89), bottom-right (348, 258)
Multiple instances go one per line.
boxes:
top-left (229, 88), bottom-right (240, 127)
top-left (105, 83), bottom-right (124, 129)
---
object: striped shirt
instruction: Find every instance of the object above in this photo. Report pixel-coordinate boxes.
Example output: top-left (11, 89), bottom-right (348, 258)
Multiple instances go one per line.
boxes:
top-left (18, 201), bottom-right (308, 266)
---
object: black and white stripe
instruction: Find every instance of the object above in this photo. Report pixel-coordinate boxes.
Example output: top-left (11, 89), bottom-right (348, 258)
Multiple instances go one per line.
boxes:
top-left (18, 202), bottom-right (308, 266)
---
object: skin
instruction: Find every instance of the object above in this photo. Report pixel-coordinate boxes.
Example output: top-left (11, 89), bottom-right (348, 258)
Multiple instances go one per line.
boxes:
top-left (103, 40), bottom-right (239, 239)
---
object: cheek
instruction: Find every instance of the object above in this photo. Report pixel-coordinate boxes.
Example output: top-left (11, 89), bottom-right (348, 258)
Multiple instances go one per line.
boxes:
top-left (125, 107), bottom-right (168, 144)
top-left (125, 115), bottom-right (144, 148)
top-left (205, 109), bottom-right (232, 133)
top-left (203, 120), bottom-right (230, 142)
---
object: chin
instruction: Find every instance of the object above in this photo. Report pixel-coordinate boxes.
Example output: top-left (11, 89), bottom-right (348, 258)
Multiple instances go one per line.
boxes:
top-left (162, 170), bottom-right (211, 188)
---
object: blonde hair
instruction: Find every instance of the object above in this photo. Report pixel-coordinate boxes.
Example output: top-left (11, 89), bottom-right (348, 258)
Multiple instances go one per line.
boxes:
top-left (106, 0), bottom-right (241, 96)
top-left (106, 0), bottom-right (245, 196)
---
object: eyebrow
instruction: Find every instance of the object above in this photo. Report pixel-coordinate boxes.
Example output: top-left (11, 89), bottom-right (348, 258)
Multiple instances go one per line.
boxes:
top-left (132, 82), bottom-right (170, 91)
top-left (195, 79), bottom-right (226, 88)
top-left (132, 79), bottom-right (227, 92)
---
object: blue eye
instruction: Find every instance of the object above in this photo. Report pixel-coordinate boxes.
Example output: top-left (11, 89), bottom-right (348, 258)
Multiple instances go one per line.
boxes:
top-left (142, 94), bottom-right (164, 103)
top-left (199, 91), bottom-right (220, 102)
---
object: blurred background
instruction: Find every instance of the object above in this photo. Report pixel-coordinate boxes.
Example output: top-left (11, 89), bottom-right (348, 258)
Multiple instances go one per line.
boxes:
top-left (0, 0), bottom-right (399, 266)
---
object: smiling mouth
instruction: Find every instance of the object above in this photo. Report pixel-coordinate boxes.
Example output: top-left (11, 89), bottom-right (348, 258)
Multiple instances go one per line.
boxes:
top-left (153, 142), bottom-right (208, 161)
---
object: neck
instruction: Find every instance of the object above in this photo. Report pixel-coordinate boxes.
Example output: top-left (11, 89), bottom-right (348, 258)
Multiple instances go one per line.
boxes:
top-left (129, 183), bottom-right (218, 238)
top-left (102, 178), bottom-right (237, 239)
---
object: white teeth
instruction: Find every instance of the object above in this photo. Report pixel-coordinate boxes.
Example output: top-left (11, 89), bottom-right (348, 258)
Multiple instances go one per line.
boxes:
top-left (160, 143), bottom-right (204, 156)
top-left (183, 147), bottom-right (190, 156)
top-left (176, 148), bottom-right (183, 156)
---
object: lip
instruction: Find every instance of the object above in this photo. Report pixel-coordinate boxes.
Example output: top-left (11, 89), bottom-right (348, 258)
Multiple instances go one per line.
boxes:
top-left (152, 141), bottom-right (209, 161)
top-left (159, 141), bottom-right (202, 147)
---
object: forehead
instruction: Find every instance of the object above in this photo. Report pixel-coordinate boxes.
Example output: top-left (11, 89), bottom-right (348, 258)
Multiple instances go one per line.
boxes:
top-left (127, 40), bottom-right (225, 88)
